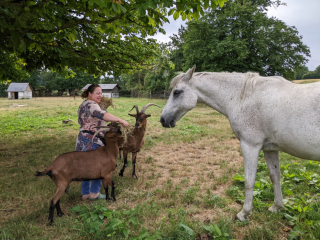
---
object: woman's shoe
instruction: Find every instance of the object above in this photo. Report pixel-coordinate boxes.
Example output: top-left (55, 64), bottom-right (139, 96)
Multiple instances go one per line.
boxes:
top-left (81, 194), bottom-right (90, 201)
top-left (89, 193), bottom-right (106, 201)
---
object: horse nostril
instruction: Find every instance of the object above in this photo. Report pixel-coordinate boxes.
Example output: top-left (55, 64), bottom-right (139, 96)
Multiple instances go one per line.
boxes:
top-left (160, 117), bottom-right (165, 124)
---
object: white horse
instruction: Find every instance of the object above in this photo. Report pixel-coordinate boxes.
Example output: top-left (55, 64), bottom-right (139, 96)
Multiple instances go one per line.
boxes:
top-left (160, 65), bottom-right (320, 221)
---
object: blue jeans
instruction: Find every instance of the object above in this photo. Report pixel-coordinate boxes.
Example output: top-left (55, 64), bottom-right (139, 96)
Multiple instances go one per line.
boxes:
top-left (81, 143), bottom-right (103, 195)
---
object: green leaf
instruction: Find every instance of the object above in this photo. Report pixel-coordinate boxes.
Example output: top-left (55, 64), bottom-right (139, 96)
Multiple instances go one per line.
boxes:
top-left (204, 0), bottom-right (209, 9)
top-left (119, 4), bottom-right (127, 13)
top-left (179, 223), bottom-right (195, 236)
top-left (148, 17), bottom-right (156, 27)
top-left (139, 7), bottom-right (146, 16)
top-left (173, 11), bottom-right (180, 20)
top-left (213, 224), bottom-right (222, 236)
top-left (112, 2), bottom-right (118, 12)
top-left (211, 1), bottom-right (217, 10)
top-left (218, 0), bottom-right (225, 8)
top-left (297, 205), bottom-right (302, 213)
top-left (168, 8), bottom-right (175, 16)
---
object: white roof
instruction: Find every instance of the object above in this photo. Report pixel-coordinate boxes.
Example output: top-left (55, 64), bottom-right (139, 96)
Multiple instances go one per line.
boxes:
top-left (82, 84), bottom-right (120, 90)
top-left (6, 83), bottom-right (30, 92)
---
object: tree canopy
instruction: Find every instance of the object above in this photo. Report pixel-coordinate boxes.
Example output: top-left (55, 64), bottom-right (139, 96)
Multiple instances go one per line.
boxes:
top-left (0, 0), bottom-right (227, 81)
top-left (170, 0), bottom-right (310, 79)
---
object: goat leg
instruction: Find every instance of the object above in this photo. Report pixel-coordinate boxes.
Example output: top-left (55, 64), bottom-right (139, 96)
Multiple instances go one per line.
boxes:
top-left (48, 199), bottom-right (55, 224)
top-left (119, 154), bottom-right (128, 177)
top-left (65, 185), bottom-right (70, 194)
top-left (132, 154), bottom-right (138, 179)
top-left (119, 148), bottom-right (122, 160)
top-left (56, 200), bottom-right (64, 217)
top-left (102, 179), bottom-right (112, 201)
top-left (105, 185), bottom-right (112, 201)
top-left (111, 181), bottom-right (116, 201)
top-left (48, 183), bottom-right (66, 224)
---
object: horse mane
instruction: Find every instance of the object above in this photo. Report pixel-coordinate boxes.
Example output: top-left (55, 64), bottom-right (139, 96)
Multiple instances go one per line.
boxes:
top-left (170, 71), bottom-right (288, 102)
top-left (239, 73), bottom-right (288, 102)
top-left (170, 71), bottom-right (231, 89)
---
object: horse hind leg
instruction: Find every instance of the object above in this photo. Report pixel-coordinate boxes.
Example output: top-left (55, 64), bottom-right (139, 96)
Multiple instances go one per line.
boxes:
top-left (264, 150), bottom-right (284, 213)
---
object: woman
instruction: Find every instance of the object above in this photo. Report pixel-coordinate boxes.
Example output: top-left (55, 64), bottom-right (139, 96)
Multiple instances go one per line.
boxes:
top-left (76, 84), bottom-right (129, 200)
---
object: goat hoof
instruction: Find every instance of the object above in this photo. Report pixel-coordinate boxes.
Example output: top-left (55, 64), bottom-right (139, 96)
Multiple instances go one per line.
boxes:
top-left (132, 174), bottom-right (138, 179)
top-left (119, 172), bottom-right (123, 177)
top-left (57, 211), bottom-right (64, 217)
top-left (48, 220), bottom-right (54, 225)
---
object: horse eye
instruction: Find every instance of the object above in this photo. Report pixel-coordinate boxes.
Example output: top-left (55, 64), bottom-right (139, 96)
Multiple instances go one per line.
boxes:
top-left (173, 90), bottom-right (182, 97)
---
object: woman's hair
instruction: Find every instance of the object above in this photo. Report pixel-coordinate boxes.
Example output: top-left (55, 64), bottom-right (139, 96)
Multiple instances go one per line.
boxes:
top-left (81, 84), bottom-right (101, 99)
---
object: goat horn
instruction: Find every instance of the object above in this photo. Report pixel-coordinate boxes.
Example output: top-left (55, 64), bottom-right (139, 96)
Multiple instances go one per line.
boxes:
top-left (141, 103), bottom-right (161, 113)
top-left (129, 105), bottom-right (139, 114)
top-left (92, 127), bottom-right (110, 143)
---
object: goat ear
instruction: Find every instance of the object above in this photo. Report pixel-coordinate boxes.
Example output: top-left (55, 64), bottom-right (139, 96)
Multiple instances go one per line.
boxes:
top-left (128, 113), bottom-right (137, 118)
top-left (182, 65), bottom-right (196, 82)
top-left (145, 114), bottom-right (151, 118)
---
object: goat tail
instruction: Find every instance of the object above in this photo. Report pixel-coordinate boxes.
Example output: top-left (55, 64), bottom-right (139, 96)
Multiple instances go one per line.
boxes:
top-left (35, 170), bottom-right (52, 177)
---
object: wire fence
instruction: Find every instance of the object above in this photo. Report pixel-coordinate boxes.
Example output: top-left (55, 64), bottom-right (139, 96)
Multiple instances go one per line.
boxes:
top-left (130, 90), bottom-right (170, 99)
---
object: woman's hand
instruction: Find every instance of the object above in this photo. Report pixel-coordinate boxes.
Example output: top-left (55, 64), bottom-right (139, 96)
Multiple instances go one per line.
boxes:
top-left (118, 119), bottom-right (129, 127)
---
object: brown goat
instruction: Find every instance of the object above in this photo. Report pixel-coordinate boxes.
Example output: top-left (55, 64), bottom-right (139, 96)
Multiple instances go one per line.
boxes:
top-left (113, 103), bottom-right (161, 179)
top-left (35, 126), bottom-right (122, 224)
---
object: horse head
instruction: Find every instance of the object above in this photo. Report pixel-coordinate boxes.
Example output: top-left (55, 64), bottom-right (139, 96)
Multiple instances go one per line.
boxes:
top-left (160, 65), bottom-right (198, 128)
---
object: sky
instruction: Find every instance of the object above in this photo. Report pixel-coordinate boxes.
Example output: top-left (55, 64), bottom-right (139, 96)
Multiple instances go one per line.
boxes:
top-left (152, 0), bottom-right (320, 71)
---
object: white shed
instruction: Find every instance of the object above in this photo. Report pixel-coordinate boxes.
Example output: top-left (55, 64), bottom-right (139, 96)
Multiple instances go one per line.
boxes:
top-left (6, 83), bottom-right (33, 99)
top-left (82, 84), bottom-right (121, 98)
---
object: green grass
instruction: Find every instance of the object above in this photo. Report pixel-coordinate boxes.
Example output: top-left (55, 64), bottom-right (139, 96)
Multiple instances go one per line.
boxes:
top-left (1, 97), bottom-right (320, 239)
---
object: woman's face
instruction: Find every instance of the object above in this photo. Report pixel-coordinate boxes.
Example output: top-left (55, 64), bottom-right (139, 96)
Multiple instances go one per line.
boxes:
top-left (88, 87), bottom-right (102, 104)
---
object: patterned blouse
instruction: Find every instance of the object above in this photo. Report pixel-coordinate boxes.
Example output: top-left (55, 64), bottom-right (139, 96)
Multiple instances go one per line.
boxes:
top-left (75, 100), bottom-right (107, 151)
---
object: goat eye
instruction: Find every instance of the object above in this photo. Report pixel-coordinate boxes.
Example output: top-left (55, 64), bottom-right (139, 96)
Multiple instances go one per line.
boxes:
top-left (173, 90), bottom-right (182, 97)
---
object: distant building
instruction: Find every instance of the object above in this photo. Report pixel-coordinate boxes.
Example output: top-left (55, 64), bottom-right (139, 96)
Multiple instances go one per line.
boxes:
top-left (82, 84), bottom-right (121, 98)
top-left (6, 83), bottom-right (32, 99)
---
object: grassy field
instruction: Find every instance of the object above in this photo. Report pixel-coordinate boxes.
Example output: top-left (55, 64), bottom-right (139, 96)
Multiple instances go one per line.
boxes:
top-left (1, 96), bottom-right (320, 240)
top-left (293, 79), bottom-right (320, 84)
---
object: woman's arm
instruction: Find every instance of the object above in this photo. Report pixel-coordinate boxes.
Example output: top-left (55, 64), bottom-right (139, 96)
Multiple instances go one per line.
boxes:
top-left (103, 112), bottom-right (129, 127)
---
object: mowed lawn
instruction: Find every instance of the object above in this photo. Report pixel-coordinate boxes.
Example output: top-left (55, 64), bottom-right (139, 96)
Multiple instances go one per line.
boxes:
top-left (1, 96), bottom-right (320, 240)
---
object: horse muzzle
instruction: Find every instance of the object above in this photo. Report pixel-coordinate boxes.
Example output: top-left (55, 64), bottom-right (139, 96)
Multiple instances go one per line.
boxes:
top-left (160, 116), bottom-right (176, 128)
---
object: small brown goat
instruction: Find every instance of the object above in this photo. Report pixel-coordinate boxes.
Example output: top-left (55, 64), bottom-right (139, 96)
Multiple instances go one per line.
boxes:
top-left (35, 126), bottom-right (122, 224)
top-left (113, 103), bottom-right (160, 179)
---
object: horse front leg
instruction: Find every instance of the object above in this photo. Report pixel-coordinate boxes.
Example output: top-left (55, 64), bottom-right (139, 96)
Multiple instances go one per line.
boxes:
top-left (264, 150), bottom-right (284, 213)
top-left (236, 141), bottom-right (261, 221)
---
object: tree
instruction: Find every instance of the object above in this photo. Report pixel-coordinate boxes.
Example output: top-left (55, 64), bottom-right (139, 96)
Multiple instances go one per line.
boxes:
top-left (295, 66), bottom-right (309, 80)
top-left (179, 0), bottom-right (310, 79)
top-left (0, 0), bottom-right (228, 81)
top-left (169, 25), bottom-right (187, 71)
top-left (302, 65), bottom-right (320, 80)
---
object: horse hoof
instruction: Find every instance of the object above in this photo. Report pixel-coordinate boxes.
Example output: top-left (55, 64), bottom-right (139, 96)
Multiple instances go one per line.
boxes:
top-left (236, 211), bottom-right (250, 222)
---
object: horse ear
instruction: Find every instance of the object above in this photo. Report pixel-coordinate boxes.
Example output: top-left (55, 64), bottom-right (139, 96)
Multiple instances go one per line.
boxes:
top-left (182, 65), bottom-right (196, 82)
